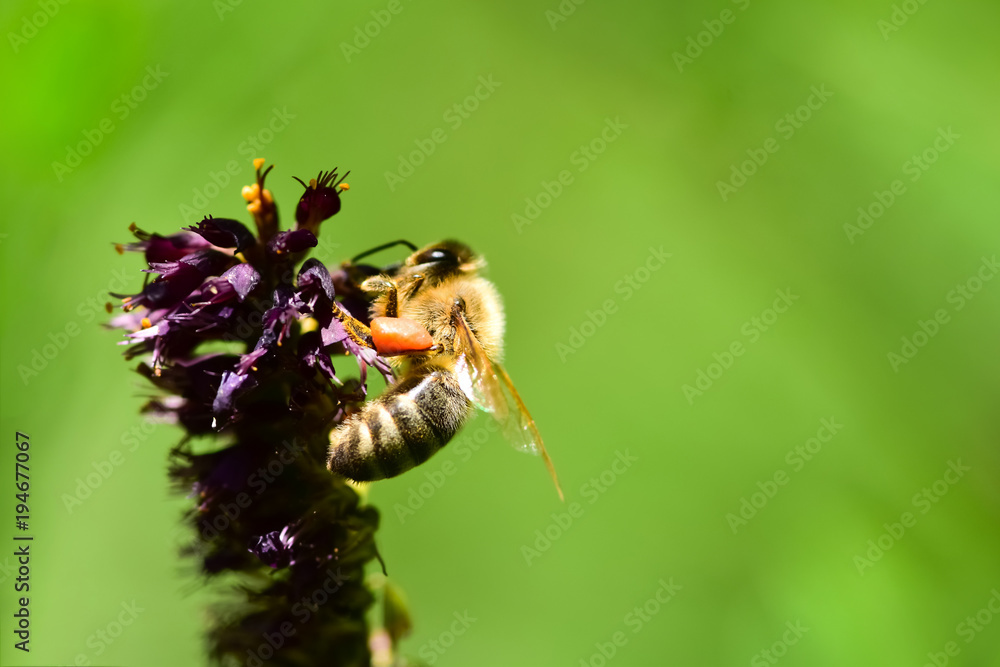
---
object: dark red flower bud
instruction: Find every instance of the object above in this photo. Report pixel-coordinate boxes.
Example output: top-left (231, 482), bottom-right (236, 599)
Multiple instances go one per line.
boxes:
top-left (294, 169), bottom-right (349, 232)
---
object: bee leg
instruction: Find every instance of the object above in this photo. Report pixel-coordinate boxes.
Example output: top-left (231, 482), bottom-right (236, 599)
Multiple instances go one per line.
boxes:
top-left (331, 303), bottom-right (375, 349)
top-left (381, 344), bottom-right (443, 358)
top-left (403, 273), bottom-right (425, 300)
top-left (360, 276), bottom-right (401, 317)
top-left (384, 282), bottom-right (399, 318)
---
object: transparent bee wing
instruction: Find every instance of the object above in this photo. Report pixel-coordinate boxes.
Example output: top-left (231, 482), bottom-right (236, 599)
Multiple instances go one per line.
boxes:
top-left (453, 348), bottom-right (502, 416)
top-left (452, 311), bottom-right (564, 501)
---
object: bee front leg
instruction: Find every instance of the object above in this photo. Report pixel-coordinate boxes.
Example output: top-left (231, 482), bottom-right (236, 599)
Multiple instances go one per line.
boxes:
top-left (360, 275), bottom-right (401, 317)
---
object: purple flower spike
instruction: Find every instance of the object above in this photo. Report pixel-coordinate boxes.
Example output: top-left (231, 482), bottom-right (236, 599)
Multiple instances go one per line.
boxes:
top-left (109, 161), bottom-right (385, 667)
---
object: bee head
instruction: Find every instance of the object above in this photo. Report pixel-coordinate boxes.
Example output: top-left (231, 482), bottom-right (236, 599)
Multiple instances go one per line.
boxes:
top-left (406, 240), bottom-right (482, 280)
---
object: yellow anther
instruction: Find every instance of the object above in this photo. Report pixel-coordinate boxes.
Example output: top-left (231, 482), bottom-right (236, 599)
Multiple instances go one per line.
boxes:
top-left (114, 243), bottom-right (125, 255)
top-left (104, 302), bottom-right (113, 314)
top-left (262, 189), bottom-right (273, 204)
top-left (141, 317), bottom-right (152, 329)
top-left (247, 200), bottom-right (262, 214)
top-left (253, 158), bottom-right (265, 170)
top-left (338, 183), bottom-right (349, 190)
top-left (241, 184), bottom-right (259, 202)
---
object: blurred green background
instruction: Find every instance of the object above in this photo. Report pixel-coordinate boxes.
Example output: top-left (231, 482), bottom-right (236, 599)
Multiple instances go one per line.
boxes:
top-left (2, 0), bottom-right (1000, 665)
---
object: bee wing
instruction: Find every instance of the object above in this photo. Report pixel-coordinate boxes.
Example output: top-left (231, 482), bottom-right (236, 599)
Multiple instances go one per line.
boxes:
top-left (451, 317), bottom-right (506, 418)
top-left (452, 312), bottom-right (564, 501)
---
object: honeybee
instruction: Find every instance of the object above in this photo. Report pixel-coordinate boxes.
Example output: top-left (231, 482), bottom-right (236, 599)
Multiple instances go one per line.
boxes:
top-left (327, 240), bottom-right (563, 500)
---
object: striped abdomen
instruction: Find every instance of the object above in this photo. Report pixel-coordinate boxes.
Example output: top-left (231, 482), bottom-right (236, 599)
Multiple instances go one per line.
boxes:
top-left (327, 363), bottom-right (471, 481)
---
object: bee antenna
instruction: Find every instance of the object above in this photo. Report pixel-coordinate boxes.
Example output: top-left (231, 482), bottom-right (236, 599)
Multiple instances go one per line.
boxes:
top-left (351, 239), bottom-right (418, 264)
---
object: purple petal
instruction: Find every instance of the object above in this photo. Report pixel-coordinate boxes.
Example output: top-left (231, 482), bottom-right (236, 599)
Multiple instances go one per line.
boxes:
top-left (267, 229), bottom-right (317, 259)
top-left (212, 370), bottom-right (258, 417)
top-left (222, 263), bottom-right (260, 301)
top-left (187, 217), bottom-right (257, 252)
top-left (118, 227), bottom-right (211, 264)
top-left (296, 258), bottom-right (335, 304)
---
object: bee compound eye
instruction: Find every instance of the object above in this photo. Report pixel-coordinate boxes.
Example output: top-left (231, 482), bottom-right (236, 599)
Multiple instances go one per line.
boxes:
top-left (414, 248), bottom-right (458, 265)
